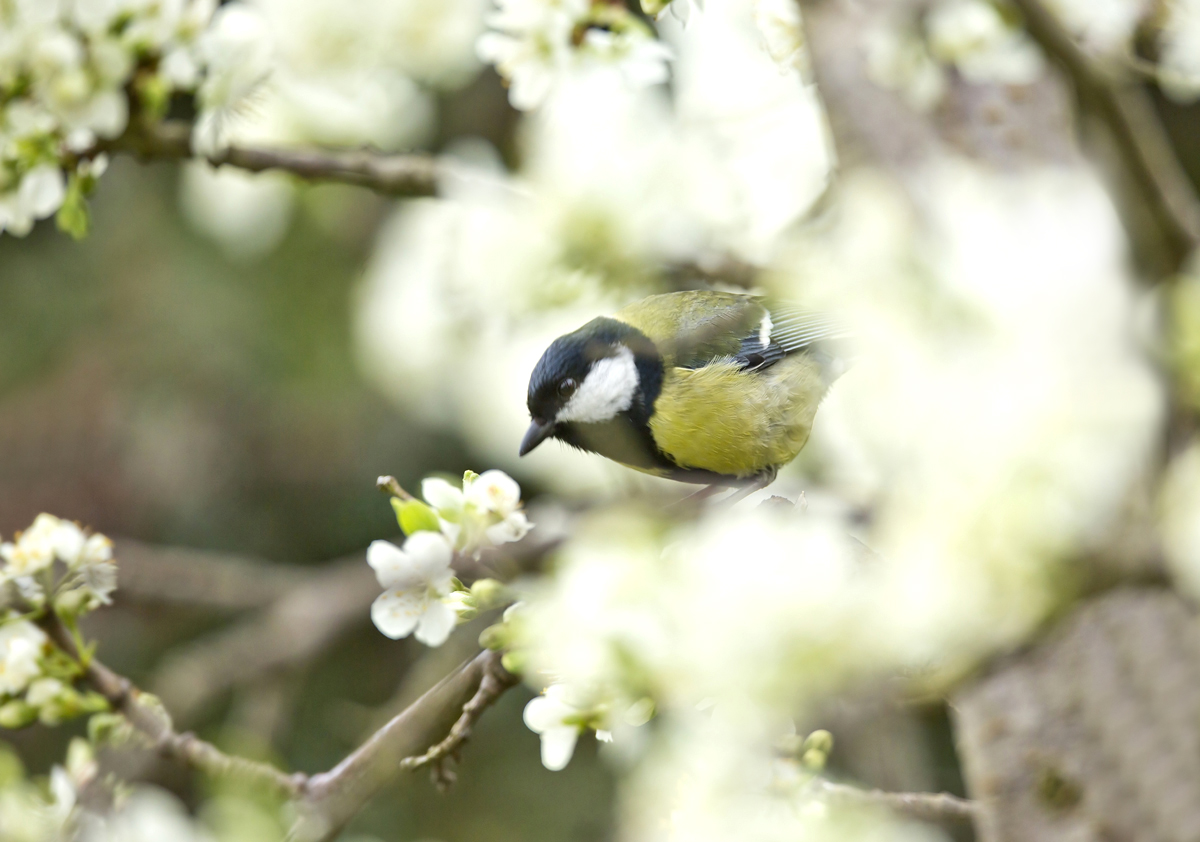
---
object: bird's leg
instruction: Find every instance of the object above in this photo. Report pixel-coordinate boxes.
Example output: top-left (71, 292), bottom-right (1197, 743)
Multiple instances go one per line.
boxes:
top-left (721, 468), bottom-right (778, 506)
top-left (669, 484), bottom-right (724, 510)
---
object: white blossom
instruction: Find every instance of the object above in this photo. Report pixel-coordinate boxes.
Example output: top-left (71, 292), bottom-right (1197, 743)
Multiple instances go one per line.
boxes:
top-left (486, 510), bottom-right (533, 545)
top-left (465, 469), bottom-right (522, 516)
top-left (422, 477), bottom-right (466, 514)
top-left (80, 787), bottom-right (214, 842)
top-left (367, 534), bottom-right (460, 646)
top-left (0, 513), bottom-right (64, 579)
top-left (192, 4), bottom-right (275, 156)
top-left (0, 0), bottom-right (215, 236)
top-left (522, 683), bottom-right (589, 770)
top-left (1044, 0), bottom-right (1147, 56)
top-left (78, 557), bottom-right (118, 606)
top-left (1160, 0), bottom-right (1200, 100)
top-left (477, 0), bottom-right (671, 110)
top-left (25, 676), bottom-right (66, 709)
top-left (663, 0), bottom-right (703, 25)
top-left (1, 515), bottom-right (118, 610)
top-left (752, 0), bottom-right (805, 72)
top-left (926, 0), bottom-right (1043, 86)
top-left (422, 470), bottom-right (533, 550)
top-left (865, 22), bottom-right (946, 111)
top-left (0, 621), bottom-right (46, 697)
top-left (0, 165), bottom-right (66, 237)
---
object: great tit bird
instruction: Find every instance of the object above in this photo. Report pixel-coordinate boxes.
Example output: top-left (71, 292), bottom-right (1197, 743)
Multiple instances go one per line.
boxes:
top-left (519, 290), bottom-right (846, 490)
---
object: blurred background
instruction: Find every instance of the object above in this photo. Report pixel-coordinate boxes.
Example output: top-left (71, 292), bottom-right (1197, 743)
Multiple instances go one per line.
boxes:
top-left (0, 63), bottom-right (628, 840)
top-left (8, 0), bottom-right (1200, 839)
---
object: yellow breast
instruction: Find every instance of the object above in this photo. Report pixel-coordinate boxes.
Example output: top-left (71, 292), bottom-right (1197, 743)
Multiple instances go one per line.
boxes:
top-left (648, 354), bottom-right (827, 479)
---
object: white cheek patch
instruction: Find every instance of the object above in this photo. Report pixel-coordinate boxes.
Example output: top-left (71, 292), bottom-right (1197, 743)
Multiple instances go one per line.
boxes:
top-left (757, 312), bottom-right (773, 348)
top-left (556, 346), bottom-right (640, 424)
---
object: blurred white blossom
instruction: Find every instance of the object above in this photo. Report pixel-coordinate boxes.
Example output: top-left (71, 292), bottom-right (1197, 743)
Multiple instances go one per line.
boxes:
top-left (80, 787), bottom-right (214, 842)
top-left (183, 0), bottom-right (488, 251)
top-left (0, 0), bottom-right (215, 237)
top-left (523, 683), bottom-right (594, 770)
top-left (1044, 0), bottom-right (1146, 55)
top-left (367, 534), bottom-right (461, 646)
top-left (1, 514), bottom-right (118, 610)
top-left (0, 621), bottom-right (46, 697)
top-left (752, 0), bottom-right (806, 72)
top-left (179, 163), bottom-right (295, 260)
top-left (1, 514), bottom-right (63, 580)
top-left (0, 165), bottom-right (65, 236)
top-left (477, 0), bottom-right (671, 110)
top-left (192, 4), bottom-right (274, 156)
top-left (926, 0), bottom-right (1043, 85)
top-left (865, 21), bottom-right (946, 111)
top-left (1159, 0), bottom-right (1200, 100)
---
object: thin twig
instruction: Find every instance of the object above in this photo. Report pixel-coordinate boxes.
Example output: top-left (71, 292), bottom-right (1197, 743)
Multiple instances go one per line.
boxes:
top-left (44, 610), bottom-right (517, 840)
top-left (399, 647), bottom-right (519, 775)
top-left (376, 475), bottom-right (416, 502)
top-left (39, 612), bottom-right (305, 800)
top-left (292, 650), bottom-right (513, 842)
top-left (1008, 0), bottom-right (1200, 272)
top-left (98, 121), bottom-right (440, 197)
top-left (813, 780), bottom-right (980, 824)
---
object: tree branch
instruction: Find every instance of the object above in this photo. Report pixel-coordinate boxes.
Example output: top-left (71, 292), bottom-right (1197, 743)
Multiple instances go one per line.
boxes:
top-left (40, 612), bottom-right (304, 800)
top-left (1008, 0), bottom-right (1200, 273)
top-left (292, 650), bottom-right (514, 842)
top-left (813, 780), bottom-right (980, 825)
top-left (99, 121), bottom-right (440, 197)
top-left (399, 648), bottom-right (519, 778)
top-left (45, 608), bottom-right (517, 841)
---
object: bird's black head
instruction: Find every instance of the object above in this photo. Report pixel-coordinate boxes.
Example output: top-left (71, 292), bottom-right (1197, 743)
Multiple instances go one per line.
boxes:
top-left (520, 317), bottom-right (662, 456)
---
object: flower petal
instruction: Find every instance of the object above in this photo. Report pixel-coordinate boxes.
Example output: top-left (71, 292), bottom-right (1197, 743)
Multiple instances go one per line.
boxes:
top-left (414, 600), bottom-right (457, 647)
top-left (422, 478), bottom-right (465, 513)
top-left (52, 521), bottom-right (86, 567)
top-left (485, 511), bottom-right (533, 546)
top-left (18, 166), bottom-right (65, 220)
top-left (523, 692), bottom-right (573, 733)
top-left (539, 726), bottom-right (580, 771)
top-left (403, 531), bottom-right (454, 585)
top-left (370, 589), bottom-right (425, 640)
top-left (366, 540), bottom-right (415, 589)
top-left (466, 470), bottom-right (522, 516)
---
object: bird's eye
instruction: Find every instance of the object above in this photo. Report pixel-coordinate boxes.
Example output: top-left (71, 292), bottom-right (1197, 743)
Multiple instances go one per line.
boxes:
top-left (557, 378), bottom-right (578, 399)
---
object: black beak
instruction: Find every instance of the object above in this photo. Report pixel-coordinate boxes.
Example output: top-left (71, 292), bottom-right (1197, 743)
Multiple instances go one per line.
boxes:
top-left (519, 418), bottom-right (555, 456)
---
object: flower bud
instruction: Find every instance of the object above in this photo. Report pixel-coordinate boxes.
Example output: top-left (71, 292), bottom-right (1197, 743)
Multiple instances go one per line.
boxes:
top-left (501, 650), bottom-right (527, 675)
top-left (54, 587), bottom-right (90, 619)
top-left (478, 623), bottom-right (508, 651)
top-left (800, 748), bottom-right (827, 771)
top-left (802, 729), bottom-right (833, 756)
top-left (470, 578), bottom-right (509, 610)
top-left (0, 700), bottom-right (37, 729)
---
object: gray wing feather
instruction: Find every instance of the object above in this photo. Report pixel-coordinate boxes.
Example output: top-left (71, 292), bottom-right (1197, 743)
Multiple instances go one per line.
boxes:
top-left (733, 307), bottom-right (852, 372)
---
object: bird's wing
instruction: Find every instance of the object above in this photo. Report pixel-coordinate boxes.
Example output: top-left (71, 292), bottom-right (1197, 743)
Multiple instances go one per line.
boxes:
top-left (616, 291), bottom-right (761, 369)
top-left (616, 292), bottom-right (851, 372)
top-left (730, 306), bottom-right (852, 372)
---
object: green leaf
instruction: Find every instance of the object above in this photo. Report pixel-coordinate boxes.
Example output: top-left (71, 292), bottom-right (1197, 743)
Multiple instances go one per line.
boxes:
top-left (392, 498), bottom-right (441, 535)
top-left (55, 175), bottom-right (90, 240)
